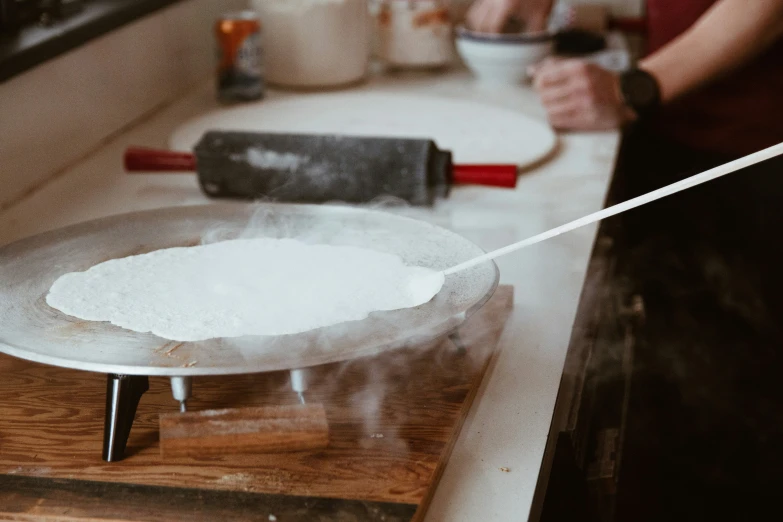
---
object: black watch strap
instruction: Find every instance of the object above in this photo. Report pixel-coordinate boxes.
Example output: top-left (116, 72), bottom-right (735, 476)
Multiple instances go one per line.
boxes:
top-left (619, 68), bottom-right (661, 117)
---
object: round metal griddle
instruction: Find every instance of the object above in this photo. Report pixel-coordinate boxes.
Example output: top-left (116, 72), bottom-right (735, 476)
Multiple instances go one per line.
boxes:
top-left (0, 204), bottom-right (498, 377)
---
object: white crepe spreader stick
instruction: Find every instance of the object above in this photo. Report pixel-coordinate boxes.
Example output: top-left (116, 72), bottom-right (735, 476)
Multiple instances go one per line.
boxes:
top-left (442, 141), bottom-right (783, 277)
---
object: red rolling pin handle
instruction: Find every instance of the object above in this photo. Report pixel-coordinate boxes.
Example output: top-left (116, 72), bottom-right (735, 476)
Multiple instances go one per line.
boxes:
top-left (124, 147), bottom-right (197, 172)
top-left (451, 164), bottom-right (518, 188)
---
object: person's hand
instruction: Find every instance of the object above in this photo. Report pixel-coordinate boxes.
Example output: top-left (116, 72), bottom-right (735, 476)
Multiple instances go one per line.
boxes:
top-left (466, 0), bottom-right (554, 33)
top-left (531, 58), bottom-right (637, 131)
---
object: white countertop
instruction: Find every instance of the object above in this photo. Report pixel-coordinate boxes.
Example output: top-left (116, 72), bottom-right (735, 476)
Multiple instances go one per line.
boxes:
top-left (0, 68), bottom-right (618, 520)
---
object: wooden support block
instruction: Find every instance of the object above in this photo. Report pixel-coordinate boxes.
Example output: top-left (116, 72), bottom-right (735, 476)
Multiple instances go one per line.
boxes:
top-left (159, 404), bottom-right (329, 458)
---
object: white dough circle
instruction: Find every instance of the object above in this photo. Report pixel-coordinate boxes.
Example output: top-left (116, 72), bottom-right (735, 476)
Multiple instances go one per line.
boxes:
top-left (46, 239), bottom-right (446, 342)
top-left (169, 92), bottom-right (557, 168)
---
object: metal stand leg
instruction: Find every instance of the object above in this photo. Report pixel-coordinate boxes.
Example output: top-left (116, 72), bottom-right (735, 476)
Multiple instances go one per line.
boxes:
top-left (170, 376), bottom-right (192, 412)
top-left (289, 368), bottom-right (309, 404)
top-left (102, 374), bottom-right (149, 462)
top-left (449, 331), bottom-right (467, 355)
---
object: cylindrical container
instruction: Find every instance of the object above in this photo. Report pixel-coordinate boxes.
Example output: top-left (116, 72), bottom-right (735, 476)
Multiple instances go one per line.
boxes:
top-left (376, 0), bottom-right (454, 69)
top-left (215, 11), bottom-right (264, 102)
top-left (251, 0), bottom-right (369, 89)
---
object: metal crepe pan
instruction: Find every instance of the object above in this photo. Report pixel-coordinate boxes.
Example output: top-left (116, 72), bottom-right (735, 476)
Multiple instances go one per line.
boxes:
top-left (0, 204), bottom-right (498, 376)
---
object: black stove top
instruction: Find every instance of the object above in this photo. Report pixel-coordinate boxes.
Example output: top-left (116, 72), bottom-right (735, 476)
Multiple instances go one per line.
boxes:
top-left (532, 124), bottom-right (783, 522)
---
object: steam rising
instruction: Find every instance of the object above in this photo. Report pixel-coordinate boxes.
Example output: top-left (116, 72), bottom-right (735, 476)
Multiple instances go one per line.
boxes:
top-left (194, 203), bottom-right (498, 446)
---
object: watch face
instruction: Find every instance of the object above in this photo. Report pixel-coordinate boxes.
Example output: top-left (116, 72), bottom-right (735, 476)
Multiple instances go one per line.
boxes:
top-left (623, 70), bottom-right (659, 109)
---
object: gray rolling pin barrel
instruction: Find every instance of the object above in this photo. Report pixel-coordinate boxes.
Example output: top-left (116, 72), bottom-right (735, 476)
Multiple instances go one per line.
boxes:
top-left (125, 131), bottom-right (518, 206)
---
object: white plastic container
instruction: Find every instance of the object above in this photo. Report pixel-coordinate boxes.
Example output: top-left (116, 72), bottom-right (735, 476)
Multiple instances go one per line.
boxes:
top-left (251, 0), bottom-right (369, 88)
top-left (375, 0), bottom-right (454, 69)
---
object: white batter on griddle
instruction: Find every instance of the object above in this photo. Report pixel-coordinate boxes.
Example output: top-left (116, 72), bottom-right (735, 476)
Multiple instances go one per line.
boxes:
top-left (45, 238), bottom-right (445, 342)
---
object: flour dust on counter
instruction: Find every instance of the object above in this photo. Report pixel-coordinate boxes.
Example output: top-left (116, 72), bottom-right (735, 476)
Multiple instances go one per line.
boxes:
top-left (45, 238), bottom-right (445, 342)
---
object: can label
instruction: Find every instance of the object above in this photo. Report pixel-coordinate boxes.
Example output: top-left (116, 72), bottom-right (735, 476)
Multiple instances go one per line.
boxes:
top-left (216, 12), bottom-right (264, 102)
top-left (236, 32), bottom-right (262, 76)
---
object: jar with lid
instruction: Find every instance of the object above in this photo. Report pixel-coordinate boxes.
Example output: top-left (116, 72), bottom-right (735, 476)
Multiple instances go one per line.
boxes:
top-left (375, 0), bottom-right (454, 69)
top-left (251, 0), bottom-right (369, 89)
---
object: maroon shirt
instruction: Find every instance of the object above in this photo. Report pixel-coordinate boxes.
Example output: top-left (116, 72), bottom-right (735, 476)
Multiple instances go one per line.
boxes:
top-left (645, 0), bottom-right (783, 156)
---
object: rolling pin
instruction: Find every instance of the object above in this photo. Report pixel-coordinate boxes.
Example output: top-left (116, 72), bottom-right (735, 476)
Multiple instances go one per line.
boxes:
top-left (124, 131), bottom-right (518, 206)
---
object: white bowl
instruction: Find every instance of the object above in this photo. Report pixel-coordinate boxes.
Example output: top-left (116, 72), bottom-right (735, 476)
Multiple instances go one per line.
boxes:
top-left (455, 26), bottom-right (554, 85)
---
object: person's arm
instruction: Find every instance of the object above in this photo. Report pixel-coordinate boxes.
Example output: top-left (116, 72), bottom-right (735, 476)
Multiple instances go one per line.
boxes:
top-left (640, 0), bottom-right (783, 103)
top-left (533, 0), bottom-right (783, 131)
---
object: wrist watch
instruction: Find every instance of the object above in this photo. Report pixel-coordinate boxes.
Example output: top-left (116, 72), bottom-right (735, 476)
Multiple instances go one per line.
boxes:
top-left (618, 68), bottom-right (661, 117)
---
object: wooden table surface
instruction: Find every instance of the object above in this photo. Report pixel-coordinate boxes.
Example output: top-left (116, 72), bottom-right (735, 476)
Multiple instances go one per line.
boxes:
top-left (0, 286), bottom-right (513, 521)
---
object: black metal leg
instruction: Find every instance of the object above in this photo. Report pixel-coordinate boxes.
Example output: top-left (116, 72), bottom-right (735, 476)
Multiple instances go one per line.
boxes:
top-left (102, 374), bottom-right (149, 462)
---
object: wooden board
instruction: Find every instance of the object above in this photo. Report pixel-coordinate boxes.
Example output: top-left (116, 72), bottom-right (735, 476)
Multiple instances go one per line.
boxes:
top-left (159, 404), bottom-right (330, 457)
top-left (0, 286), bottom-right (513, 521)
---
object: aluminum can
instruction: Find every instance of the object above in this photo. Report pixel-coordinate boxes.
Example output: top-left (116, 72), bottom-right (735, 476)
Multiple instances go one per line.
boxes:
top-left (215, 11), bottom-right (263, 102)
